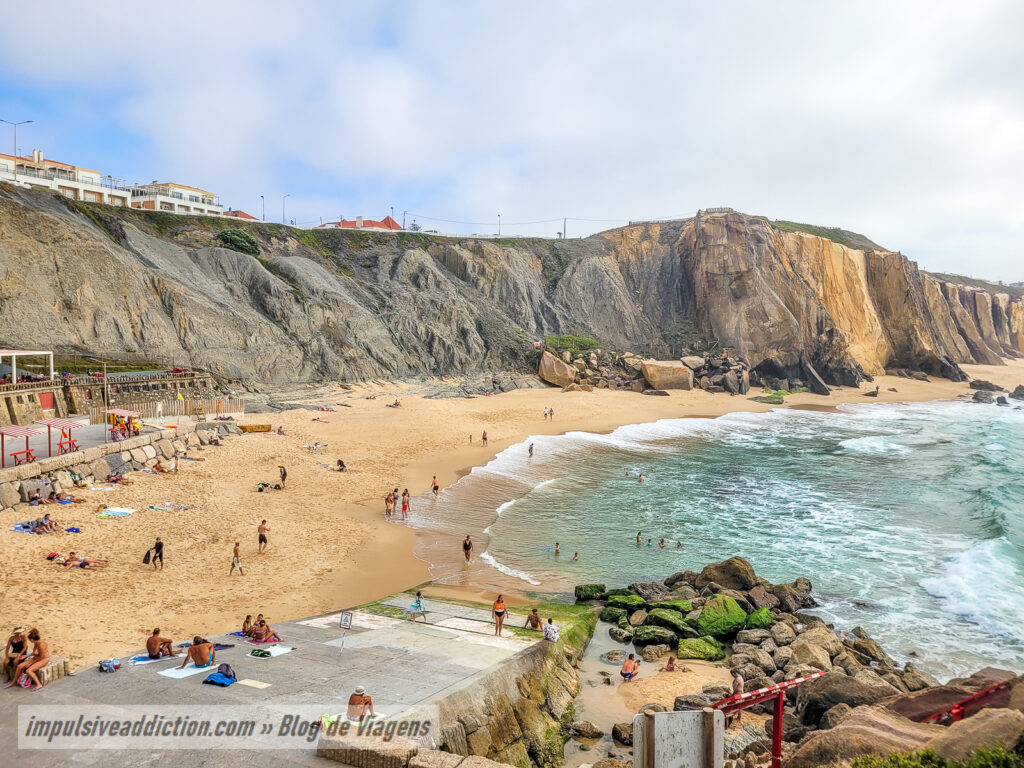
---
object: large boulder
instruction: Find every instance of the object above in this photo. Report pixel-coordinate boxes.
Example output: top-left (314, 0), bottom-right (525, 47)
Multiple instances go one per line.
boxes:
top-left (570, 721), bottom-right (604, 739)
top-left (797, 670), bottom-right (898, 727)
top-left (901, 662), bottom-right (941, 692)
top-left (677, 637), bottom-right (725, 661)
top-left (639, 644), bottom-right (671, 663)
top-left (969, 379), bottom-right (1003, 391)
top-left (744, 607), bottom-right (774, 630)
top-left (769, 580), bottom-right (816, 612)
top-left (645, 608), bottom-right (698, 638)
top-left (787, 706), bottom-right (943, 768)
top-left (973, 390), bottom-right (995, 403)
top-left (881, 685), bottom-right (976, 722)
top-left (747, 584), bottom-right (780, 611)
top-left (648, 599), bottom-right (693, 614)
top-left (849, 627), bottom-right (895, 667)
top-left (574, 583), bottom-right (606, 601)
top-left (696, 594), bottom-right (748, 637)
top-left (640, 360), bottom-right (693, 390)
top-left (1010, 384), bottom-right (1024, 401)
top-left (631, 625), bottom-right (678, 646)
top-left (628, 609), bottom-right (648, 627)
top-left (611, 722), bottom-right (632, 746)
top-left (629, 581), bottom-right (671, 602)
top-left (609, 626), bottom-right (633, 644)
top-left (607, 593), bottom-right (646, 610)
top-left (796, 626), bottom-right (843, 657)
top-left (770, 622), bottom-right (796, 646)
top-left (694, 556), bottom-right (758, 591)
top-left (599, 606), bottom-right (628, 624)
top-left (925, 707), bottom-right (1024, 760)
top-left (539, 351), bottom-right (576, 387)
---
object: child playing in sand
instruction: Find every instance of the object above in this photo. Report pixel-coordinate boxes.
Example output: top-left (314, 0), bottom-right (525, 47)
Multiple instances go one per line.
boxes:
top-left (659, 656), bottom-right (677, 672)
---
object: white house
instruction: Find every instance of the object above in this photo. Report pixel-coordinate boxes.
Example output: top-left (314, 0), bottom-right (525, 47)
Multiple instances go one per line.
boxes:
top-left (0, 149), bottom-right (130, 207)
top-left (127, 181), bottom-right (223, 216)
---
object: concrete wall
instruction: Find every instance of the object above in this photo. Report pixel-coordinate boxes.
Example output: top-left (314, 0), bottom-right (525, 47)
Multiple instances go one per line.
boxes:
top-left (0, 420), bottom-right (241, 514)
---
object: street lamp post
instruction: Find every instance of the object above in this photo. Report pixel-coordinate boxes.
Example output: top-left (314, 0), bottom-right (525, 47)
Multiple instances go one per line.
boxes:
top-left (282, 194), bottom-right (290, 225)
top-left (260, 195), bottom-right (265, 221)
top-left (0, 119), bottom-right (33, 183)
top-left (497, 214), bottom-right (501, 236)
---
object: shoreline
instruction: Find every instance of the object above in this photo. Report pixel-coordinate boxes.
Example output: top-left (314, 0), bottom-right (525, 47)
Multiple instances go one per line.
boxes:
top-left (2, 361), bottom-right (1021, 668)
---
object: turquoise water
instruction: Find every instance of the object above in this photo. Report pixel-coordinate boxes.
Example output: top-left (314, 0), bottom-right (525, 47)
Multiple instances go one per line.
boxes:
top-left (410, 400), bottom-right (1024, 680)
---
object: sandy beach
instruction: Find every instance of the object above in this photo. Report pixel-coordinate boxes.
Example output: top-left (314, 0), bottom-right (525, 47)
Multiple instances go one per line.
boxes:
top-left (1, 359), bottom-right (1021, 668)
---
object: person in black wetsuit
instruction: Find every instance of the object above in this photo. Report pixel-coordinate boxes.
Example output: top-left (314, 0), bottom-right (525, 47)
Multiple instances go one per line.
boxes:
top-left (151, 537), bottom-right (164, 571)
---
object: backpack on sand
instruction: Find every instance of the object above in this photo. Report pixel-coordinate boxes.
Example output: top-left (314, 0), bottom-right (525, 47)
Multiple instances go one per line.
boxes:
top-left (216, 663), bottom-right (235, 679)
top-left (98, 658), bottom-right (120, 673)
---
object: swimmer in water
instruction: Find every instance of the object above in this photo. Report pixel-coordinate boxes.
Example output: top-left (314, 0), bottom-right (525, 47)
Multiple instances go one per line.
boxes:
top-left (638, 474), bottom-right (644, 483)
top-left (659, 538), bottom-right (666, 548)
top-left (554, 542), bottom-right (560, 555)
top-left (636, 531), bottom-right (642, 546)
top-left (572, 552), bottom-right (578, 562)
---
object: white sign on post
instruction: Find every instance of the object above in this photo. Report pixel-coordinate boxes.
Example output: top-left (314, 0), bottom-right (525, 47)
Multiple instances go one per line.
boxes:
top-left (339, 611), bottom-right (354, 629)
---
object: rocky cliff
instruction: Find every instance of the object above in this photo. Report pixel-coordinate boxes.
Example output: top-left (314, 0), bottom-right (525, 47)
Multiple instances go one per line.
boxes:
top-left (1, 185), bottom-right (1020, 386)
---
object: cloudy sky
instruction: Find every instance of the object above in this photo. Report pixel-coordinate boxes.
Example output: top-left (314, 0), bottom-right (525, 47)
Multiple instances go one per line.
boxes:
top-left (2, 1), bottom-right (1022, 279)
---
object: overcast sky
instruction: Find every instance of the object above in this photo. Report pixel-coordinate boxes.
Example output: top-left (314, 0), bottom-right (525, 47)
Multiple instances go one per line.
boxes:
top-left (2, 1), bottom-right (1022, 280)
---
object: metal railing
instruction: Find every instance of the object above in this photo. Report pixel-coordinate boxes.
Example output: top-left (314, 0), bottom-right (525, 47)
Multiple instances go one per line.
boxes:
top-left (0, 379), bottom-right (60, 394)
top-left (88, 397), bottom-right (245, 424)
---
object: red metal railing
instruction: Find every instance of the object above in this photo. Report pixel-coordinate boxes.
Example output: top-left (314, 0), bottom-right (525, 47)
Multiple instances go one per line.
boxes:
top-left (710, 670), bottom-right (825, 768)
top-left (920, 680), bottom-right (1013, 724)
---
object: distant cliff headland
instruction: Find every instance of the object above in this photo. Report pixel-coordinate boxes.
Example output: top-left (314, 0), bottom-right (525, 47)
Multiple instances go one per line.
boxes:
top-left (1, 185), bottom-right (1020, 387)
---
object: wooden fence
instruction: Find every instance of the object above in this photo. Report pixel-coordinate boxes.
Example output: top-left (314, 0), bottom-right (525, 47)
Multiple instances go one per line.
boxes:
top-left (88, 397), bottom-right (245, 424)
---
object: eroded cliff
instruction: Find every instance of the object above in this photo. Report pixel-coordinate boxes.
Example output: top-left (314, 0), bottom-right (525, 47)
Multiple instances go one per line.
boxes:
top-left (0, 185), bottom-right (1020, 386)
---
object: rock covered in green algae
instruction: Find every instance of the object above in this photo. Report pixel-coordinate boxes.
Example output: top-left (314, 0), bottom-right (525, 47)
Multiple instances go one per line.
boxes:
top-left (648, 599), bottom-right (693, 614)
top-left (677, 636), bottom-right (726, 661)
top-left (744, 607), bottom-right (774, 629)
top-left (575, 584), bottom-right (607, 601)
top-left (599, 606), bottom-right (628, 624)
top-left (645, 608), bottom-right (699, 638)
top-left (607, 593), bottom-right (646, 610)
top-left (696, 594), bottom-right (748, 637)
top-left (631, 625), bottom-right (678, 646)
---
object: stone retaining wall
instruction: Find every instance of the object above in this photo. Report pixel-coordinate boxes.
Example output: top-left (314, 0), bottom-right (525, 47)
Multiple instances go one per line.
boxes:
top-left (0, 421), bottom-right (242, 517)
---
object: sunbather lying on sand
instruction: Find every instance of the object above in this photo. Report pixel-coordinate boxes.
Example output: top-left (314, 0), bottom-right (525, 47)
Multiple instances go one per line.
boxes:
top-left (56, 491), bottom-right (84, 503)
top-left (62, 552), bottom-right (107, 569)
top-left (106, 473), bottom-right (132, 485)
top-left (153, 461), bottom-right (168, 473)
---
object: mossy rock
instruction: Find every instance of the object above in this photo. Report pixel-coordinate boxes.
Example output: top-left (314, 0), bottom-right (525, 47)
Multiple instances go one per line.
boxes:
top-left (608, 593), bottom-right (646, 610)
top-left (605, 588), bottom-right (633, 598)
top-left (631, 625), bottom-right (678, 646)
top-left (696, 594), bottom-right (748, 637)
top-left (618, 615), bottom-right (630, 629)
top-left (744, 607), bottom-right (774, 630)
top-left (645, 608), bottom-right (699, 638)
top-left (575, 584), bottom-right (607, 601)
top-left (751, 393), bottom-right (785, 405)
top-left (649, 599), bottom-right (693, 614)
top-left (676, 637), bottom-right (726, 662)
top-left (600, 606), bottom-right (628, 624)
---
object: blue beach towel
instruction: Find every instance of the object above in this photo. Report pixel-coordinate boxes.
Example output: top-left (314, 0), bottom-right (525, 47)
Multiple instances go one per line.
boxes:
top-left (65, 527), bottom-right (81, 533)
top-left (202, 672), bottom-right (236, 687)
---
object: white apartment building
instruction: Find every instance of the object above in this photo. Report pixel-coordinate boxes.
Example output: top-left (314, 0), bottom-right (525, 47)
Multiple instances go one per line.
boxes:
top-left (127, 181), bottom-right (223, 216)
top-left (0, 149), bottom-right (130, 207)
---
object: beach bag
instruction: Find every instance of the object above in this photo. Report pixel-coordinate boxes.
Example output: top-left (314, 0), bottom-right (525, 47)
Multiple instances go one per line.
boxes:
top-left (46, 552), bottom-right (59, 561)
top-left (17, 674), bottom-right (30, 687)
top-left (98, 658), bottom-right (120, 673)
top-left (202, 672), bottom-right (236, 687)
top-left (142, 549), bottom-right (151, 565)
top-left (216, 663), bottom-right (235, 679)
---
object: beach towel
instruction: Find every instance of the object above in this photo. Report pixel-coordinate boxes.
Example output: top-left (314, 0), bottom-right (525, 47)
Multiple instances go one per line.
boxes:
top-left (229, 632), bottom-right (245, 637)
top-left (128, 654), bottom-right (176, 666)
top-left (212, 643), bottom-right (235, 651)
top-left (11, 522), bottom-right (39, 533)
top-left (202, 672), bottom-right (235, 687)
top-left (162, 502), bottom-right (188, 509)
top-left (159, 664), bottom-right (215, 679)
top-left (247, 645), bottom-right (293, 658)
top-left (56, 499), bottom-right (72, 505)
top-left (65, 527), bottom-right (81, 533)
top-left (100, 508), bottom-right (134, 517)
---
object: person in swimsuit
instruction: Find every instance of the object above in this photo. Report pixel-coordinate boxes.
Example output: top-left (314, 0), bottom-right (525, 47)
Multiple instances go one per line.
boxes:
top-left (636, 531), bottom-right (642, 546)
top-left (63, 552), bottom-right (106, 569)
top-left (638, 474), bottom-right (644, 483)
top-left (176, 636), bottom-right (215, 669)
top-left (384, 492), bottom-right (393, 518)
top-left (401, 489), bottom-right (410, 520)
top-left (251, 620), bottom-right (281, 643)
top-left (660, 656), bottom-right (677, 672)
top-left (432, 475), bottom-right (440, 497)
top-left (405, 591), bottom-right (427, 623)
top-left (572, 552), bottom-right (578, 561)
top-left (244, 614), bottom-right (263, 638)
top-left (462, 535), bottom-right (473, 562)
top-left (4, 627), bottom-right (26, 682)
top-left (230, 542), bottom-right (244, 575)
top-left (347, 686), bottom-right (375, 723)
top-left (336, 459), bottom-right (347, 472)
top-left (258, 520), bottom-right (269, 554)
top-left (528, 443), bottom-right (534, 458)
top-left (146, 628), bottom-right (178, 659)
top-left (659, 538), bottom-right (666, 548)
top-left (242, 615), bottom-right (253, 636)
top-left (481, 431), bottom-right (488, 447)
top-left (524, 609), bottom-right (543, 630)
top-left (5, 629), bottom-right (48, 690)
top-left (278, 465), bottom-right (287, 488)
top-left (492, 595), bottom-right (507, 636)
top-left (554, 542), bottom-right (560, 555)
top-left (151, 537), bottom-right (164, 571)
top-left (620, 653), bottom-right (639, 682)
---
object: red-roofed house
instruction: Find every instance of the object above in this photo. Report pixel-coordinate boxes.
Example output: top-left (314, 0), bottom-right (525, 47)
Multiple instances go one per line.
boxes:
top-left (315, 215), bottom-right (402, 232)
top-left (223, 209), bottom-right (259, 221)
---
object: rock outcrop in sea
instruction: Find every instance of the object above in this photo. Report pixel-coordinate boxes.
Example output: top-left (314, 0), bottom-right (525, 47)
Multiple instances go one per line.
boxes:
top-left (2, 185), bottom-right (1023, 387)
top-left (577, 557), bottom-right (1024, 766)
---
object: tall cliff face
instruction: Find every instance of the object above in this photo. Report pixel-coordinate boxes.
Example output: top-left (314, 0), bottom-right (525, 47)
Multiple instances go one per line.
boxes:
top-left (0, 186), bottom-right (1019, 385)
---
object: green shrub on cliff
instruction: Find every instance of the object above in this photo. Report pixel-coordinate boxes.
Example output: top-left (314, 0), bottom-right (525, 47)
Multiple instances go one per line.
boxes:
top-left (696, 594), bottom-right (748, 636)
top-left (851, 747), bottom-right (1022, 768)
top-left (544, 334), bottom-right (598, 359)
top-left (217, 228), bottom-right (260, 256)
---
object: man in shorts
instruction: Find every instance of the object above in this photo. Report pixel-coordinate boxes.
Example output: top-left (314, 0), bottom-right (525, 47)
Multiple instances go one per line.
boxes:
top-left (258, 521), bottom-right (269, 554)
top-left (524, 609), bottom-right (542, 630)
top-left (432, 475), bottom-right (440, 497)
top-left (620, 653), bottom-right (639, 682)
top-left (146, 628), bottom-right (178, 659)
top-left (230, 542), bottom-right (244, 575)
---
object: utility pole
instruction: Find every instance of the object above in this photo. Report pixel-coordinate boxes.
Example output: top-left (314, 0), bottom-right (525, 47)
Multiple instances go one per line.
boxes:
top-left (402, 210), bottom-right (406, 229)
top-left (563, 217), bottom-right (567, 239)
top-left (0, 119), bottom-right (32, 183)
top-left (498, 213), bottom-right (501, 236)
top-left (260, 195), bottom-right (265, 221)
top-left (390, 205), bottom-right (394, 221)
top-left (282, 194), bottom-right (290, 225)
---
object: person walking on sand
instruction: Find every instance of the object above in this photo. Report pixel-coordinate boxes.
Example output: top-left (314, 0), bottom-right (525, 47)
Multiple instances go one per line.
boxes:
top-left (492, 594), bottom-right (507, 636)
top-left (549, 407), bottom-right (554, 420)
top-left (469, 434), bottom-right (473, 444)
top-left (432, 475), bottom-right (440, 497)
top-left (5, 629), bottom-right (48, 691)
top-left (151, 536), bottom-right (163, 571)
top-left (401, 489), bottom-right (410, 520)
top-left (462, 534), bottom-right (473, 562)
top-left (482, 430), bottom-right (488, 447)
top-left (258, 520), bottom-right (269, 553)
top-left (278, 465), bottom-right (287, 488)
top-left (528, 443), bottom-right (534, 458)
top-left (405, 591), bottom-right (427, 623)
top-left (230, 542), bottom-right (244, 575)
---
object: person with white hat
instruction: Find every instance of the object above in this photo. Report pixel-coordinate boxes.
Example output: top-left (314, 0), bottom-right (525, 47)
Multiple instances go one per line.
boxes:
top-left (4, 627), bottom-right (27, 682)
top-left (347, 685), bottom-right (375, 722)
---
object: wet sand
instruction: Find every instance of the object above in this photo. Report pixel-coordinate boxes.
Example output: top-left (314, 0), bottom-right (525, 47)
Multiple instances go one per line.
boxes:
top-left (1, 359), bottom-right (1021, 667)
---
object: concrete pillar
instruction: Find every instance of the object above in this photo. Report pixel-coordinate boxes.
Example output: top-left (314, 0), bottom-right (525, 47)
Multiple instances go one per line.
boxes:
top-left (11, 354), bottom-right (16, 382)
top-left (49, 352), bottom-right (54, 381)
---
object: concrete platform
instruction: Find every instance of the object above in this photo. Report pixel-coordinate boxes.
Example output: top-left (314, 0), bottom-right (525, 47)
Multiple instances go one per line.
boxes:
top-left (0, 597), bottom-right (537, 767)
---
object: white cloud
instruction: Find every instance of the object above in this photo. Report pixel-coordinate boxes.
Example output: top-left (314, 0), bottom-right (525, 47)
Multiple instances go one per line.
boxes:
top-left (2, 0), bottom-right (1022, 279)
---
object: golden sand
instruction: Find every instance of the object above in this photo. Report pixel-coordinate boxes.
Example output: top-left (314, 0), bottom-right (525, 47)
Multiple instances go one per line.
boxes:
top-left (1, 360), bottom-right (1020, 667)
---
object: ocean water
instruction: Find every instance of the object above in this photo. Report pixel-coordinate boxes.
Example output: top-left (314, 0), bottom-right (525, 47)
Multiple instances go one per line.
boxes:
top-left (408, 400), bottom-right (1024, 680)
